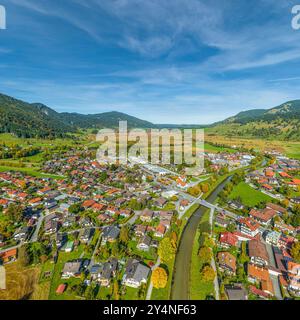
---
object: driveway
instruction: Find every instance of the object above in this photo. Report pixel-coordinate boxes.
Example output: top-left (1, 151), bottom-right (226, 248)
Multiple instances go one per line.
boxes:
top-left (146, 257), bottom-right (161, 300)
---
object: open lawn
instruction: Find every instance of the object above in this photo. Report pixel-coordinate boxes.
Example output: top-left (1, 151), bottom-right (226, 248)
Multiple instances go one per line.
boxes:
top-left (0, 165), bottom-right (64, 179)
top-left (229, 182), bottom-right (273, 206)
top-left (204, 143), bottom-right (236, 153)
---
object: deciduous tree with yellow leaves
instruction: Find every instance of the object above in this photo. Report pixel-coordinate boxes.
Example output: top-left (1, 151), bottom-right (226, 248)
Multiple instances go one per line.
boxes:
top-left (151, 267), bottom-right (168, 289)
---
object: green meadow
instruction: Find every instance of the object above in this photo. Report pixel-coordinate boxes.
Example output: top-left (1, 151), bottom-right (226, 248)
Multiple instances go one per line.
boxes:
top-left (229, 181), bottom-right (273, 206)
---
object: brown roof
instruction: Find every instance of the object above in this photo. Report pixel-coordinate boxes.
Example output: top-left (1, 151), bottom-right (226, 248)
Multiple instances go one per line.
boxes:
top-left (266, 203), bottom-right (287, 214)
top-left (240, 217), bottom-right (260, 231)
top-left (217, 252), bottom-right (236, 272)
top-left (248, 240), bottom-right (269, 263)
top-left (248, 264), bottom-right (274, 295)
top-left (249, 208), bottom-right (276, 223)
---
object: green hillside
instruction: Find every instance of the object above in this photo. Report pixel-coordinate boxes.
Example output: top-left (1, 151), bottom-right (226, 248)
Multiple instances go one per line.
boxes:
top-left (0, 93), bottom-right (155, 138)
top-left (207, 100), bottom-right (300, 140)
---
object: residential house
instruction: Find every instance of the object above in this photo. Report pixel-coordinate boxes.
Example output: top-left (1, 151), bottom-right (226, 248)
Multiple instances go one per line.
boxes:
top-left (274, 221), bottom-right (296, 237)
top-left (0, 248), bottom-right (17, 264)
top-left (225, 284), bottom-right (248, 300)
top-left (102, 226), bottom-right (120, 243)
top-left (154, 197), bottom-right (167, 208)
top-left (247, 264), bottom-right (274, 297)
top-left (217, 252), bottom-right (237, 275)
top-left (229, 200), bottom-right (244, 211)
top-left (123, 259), bottom-right (150, 288)
top-left (179, 199), bottom-right (189, 211)
top-left (249, 208), bottom-right (276, 226)
top-left (215, 214), bottom-right (229, 228)
top-left (82, 199), bottom-right (96, 209)
top-left (134, 225), bottom-right (147, 237)
top-left (278, 234), bottom-right (296, 249)
top-left (61, 261), bottom-right (82, 279)
top-left (79, 217), bottom-right (93, 228)
top-left (154, 224), bottom-right (166, 238)
top-left (137, 235), bottom-right (152, 251)
top-left (239, 217), bottom-right (260, 237)
top-left (219, 232), bottom-right (238, 249)
top-left (13, 226), bottom-right (32, 242)
top-left (91, 258), bottom-right (118, 287)
top-left (287, 261), bottom-right (300, 294)
top-left (80, 228), bottom-right (94, 243)
top-left (266, 203), bottom-right (287, 216)
top-left (28, 197), bottom-right (42, 207)
top-left (265, 231), bottom-right (281, 246)
top-left (291, 197), bottom-right (300, 205)
top-left (56, 233), bottom-right (67, 248)
top-left (119, 209), bottom-right (132, 218)
top-left (62, 215), bottom-right (76, 228)
top-left (248, 240), bottom-right (269, 267)
top-left (45, 220), bottom-right (58, 234)
top-left (140, 209), bottom-right (154, 222)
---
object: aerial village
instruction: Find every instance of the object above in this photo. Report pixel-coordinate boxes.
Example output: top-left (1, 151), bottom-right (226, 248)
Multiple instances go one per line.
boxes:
top-left (0, 147), bottom-right (299, 300)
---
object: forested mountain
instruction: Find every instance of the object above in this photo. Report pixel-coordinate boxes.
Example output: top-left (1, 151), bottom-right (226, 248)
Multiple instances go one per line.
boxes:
top-left (0, 94), bottom-right (74, 138)
top-left (0, 93), bottom-right (154, 138)
top-left (1, 92), bottom-right (300, 140)
top-left (208, 101), bottom-right (300, 140)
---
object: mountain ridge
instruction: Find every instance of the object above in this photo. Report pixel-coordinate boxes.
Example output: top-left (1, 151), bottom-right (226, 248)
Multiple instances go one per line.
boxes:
top-left (0, 92), bottom-right (300, 140)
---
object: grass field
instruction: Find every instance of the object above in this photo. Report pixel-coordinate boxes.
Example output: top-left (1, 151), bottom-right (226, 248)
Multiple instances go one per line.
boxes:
top-left (229, 182), bottom-right (273, 206)
top-left (190, 210), bottom-right (214, 300)
top-left (0, 262), bottom-right (41, 300)
top-left (204, 143), bottom-right (236, 153)
top-left (0, 166), bottom-right (64, 179)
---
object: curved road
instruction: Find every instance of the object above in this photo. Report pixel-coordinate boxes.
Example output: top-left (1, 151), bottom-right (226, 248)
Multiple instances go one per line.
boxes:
top-left (171, 176), bottom-right (232, 300)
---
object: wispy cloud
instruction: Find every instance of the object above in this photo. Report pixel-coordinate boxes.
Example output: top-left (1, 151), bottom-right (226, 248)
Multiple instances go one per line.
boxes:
top-left (2, 0), bottom-right (300, 123)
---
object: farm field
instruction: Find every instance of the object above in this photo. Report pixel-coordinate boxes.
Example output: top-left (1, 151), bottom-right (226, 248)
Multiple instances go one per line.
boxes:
top-left (0, 262), bottom-right (42, 300)
top-left (205, 133), bottom-right (300, 160)
top-left (228, 182), bottom-right (273, 206)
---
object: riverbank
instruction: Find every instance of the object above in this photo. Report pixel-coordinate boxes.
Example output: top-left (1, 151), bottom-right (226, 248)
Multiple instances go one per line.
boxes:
top-left (171, 176), bottom-right (232, 300)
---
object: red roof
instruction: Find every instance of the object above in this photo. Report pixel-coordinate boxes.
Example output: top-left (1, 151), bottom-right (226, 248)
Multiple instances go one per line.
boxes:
top-left (156, 224), bottom-right (166, 235)
top-left (56, 284), bottom-right (66, 294)
top-left (219, 232), bottom-right (238, 247)
top-left (0, 199), bottom-right (8, 205)
top-left (262, 184), bottom-right (273, 190)
top-left (91, 203), bottom-right (106, 211)
top-left (279, 172), bottom-right (291, 178)
top-left (249, 285), bottom-right (269, 298)
top-left (82, 200), bottom-right (96, 208)
top-left (240, 217), bottom-right (260, 231)
top-left (292, 179), bottom-right (300, 185)
top-left (0, 248), bottom-right (17, 260)
top-left (265, 170), bottom-right (275, 177)
top-left (29, 197), bottom-right (42, 204)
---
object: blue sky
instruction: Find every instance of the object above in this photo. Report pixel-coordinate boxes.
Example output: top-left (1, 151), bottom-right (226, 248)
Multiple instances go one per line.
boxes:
top-left (1, 0), bottom-right (300, 124)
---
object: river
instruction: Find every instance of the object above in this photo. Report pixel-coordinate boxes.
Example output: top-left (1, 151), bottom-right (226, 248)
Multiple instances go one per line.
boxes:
top-left (171, 176), bottom-right (232, 300)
